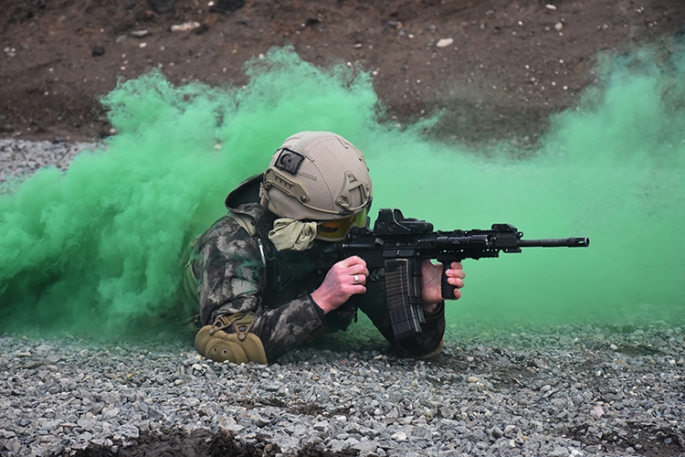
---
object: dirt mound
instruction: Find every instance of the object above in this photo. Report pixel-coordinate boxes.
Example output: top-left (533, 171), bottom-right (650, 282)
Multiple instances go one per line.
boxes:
top-left (68, 428), bottom-right (356, 457)
top-left (2, 0), bottom-right (684, 144)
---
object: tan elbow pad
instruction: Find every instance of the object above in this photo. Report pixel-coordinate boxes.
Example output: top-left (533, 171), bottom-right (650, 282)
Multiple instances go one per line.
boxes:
top-left (194, 313), bottom-right (268, 365)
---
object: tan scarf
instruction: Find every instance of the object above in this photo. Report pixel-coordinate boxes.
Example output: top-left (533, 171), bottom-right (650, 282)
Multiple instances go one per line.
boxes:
top-left (268, 218), bottom-right (318, 251)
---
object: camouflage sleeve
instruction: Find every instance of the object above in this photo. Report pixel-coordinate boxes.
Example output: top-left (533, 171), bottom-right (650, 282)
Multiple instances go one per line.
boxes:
top-left (195, 216), bottom-right (325, 362)
top-left (358, 279), bottom-right (446, 358)
top-left (250, 293), bottom-right (326, 361)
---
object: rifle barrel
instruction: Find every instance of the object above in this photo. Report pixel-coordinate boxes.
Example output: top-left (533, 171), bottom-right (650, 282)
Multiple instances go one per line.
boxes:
top-left (519, 237), bottom-right (589, 248)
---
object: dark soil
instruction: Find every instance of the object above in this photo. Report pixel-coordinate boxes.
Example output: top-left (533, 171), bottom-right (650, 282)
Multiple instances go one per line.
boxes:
top-left (68, 428), bottom-right (358, 456)
top-left (2, 0), bottom-right (685, 145)
top-left (5, 1), bottom-right (685, 456)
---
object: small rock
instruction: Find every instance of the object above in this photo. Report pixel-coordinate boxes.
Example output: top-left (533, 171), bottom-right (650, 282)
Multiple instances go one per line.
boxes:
top-left (436, 38), bottom-right (454, 48)
top-left (171, 22), bottom-right (201, 32)
top-left (129, 30), bottom-right (150, 38)
top-left (148, 0), bottom-right (175, 14)
top-left (549, 447), bottom-right (569, 457)
top-left (392, 432), bottom-right (407, 441)
top-left (490, 426), bottom-right (504, 438)
top-left (555, 22), bottom-right (564, 32)
top-left (92, 45), bottom-right (105, 57)
top-left (6, 438), bottom-right (20, 453)
top-left (352, 440), bottom-right (379, 453)
top-left (329, 439), bottom-right (348, 452)
top-left (312, 421), bottom-right (328, 431)
top-left (147, 408), bottom-right (163, 420)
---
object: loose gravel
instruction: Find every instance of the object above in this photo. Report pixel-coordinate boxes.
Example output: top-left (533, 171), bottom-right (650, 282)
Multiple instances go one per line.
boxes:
top-left (1, 140), bottom-right (684, 457)
top-left (1, 323), bottom-right (684, 457)
top-left (0, 139), bottom-right (93, 187)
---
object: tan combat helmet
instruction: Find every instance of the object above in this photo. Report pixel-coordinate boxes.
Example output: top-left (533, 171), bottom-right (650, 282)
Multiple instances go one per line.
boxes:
top-left (259, 132), bottom-right (373, 239)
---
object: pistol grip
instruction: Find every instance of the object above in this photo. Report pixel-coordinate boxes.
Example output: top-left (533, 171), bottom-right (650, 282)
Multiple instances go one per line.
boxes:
top-left (441, 261), bottom-right (456, 299)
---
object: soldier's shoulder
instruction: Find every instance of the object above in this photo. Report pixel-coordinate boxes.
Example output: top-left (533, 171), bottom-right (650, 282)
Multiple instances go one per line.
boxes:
top-left (203, 212), bottom-right (252, 242)
top-left (206, 202), bottom-right (268, 238)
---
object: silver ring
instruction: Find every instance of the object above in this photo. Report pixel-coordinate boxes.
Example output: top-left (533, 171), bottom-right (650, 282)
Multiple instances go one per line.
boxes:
top-left (353, 274), bottom-right (359, 285)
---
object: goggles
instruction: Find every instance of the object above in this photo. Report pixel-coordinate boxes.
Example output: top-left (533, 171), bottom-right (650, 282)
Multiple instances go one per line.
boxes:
top-left (316, 205), bottom-right (370, 241)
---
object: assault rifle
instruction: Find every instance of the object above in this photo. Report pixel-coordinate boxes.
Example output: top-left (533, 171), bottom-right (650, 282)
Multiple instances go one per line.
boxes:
top-left (316, 208), bottom-right (590, 340)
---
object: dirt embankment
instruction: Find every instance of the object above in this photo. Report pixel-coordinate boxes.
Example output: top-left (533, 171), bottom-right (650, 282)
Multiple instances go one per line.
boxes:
top-left (1, 0), bottom-right (684, 144)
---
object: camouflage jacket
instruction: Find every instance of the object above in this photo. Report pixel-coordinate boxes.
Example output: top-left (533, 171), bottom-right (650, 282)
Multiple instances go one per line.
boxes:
top-left (190, 179), bottom-right (446, 362)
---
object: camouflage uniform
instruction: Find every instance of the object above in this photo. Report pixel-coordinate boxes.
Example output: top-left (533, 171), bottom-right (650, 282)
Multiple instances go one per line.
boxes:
top-left (189, 179), bottom-right (446, 363)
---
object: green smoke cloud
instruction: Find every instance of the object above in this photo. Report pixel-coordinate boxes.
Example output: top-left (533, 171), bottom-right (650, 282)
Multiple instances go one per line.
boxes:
top-left (380, 42), bottom-right (685, 330)
top-left (1, 42), bottom-right (683, 341)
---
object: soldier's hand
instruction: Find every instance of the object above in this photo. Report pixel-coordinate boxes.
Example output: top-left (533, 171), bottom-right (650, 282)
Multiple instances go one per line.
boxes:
top-left (421, 260), bottom-right (465, 312)
top-left (311, 256), bottom-right (369, 314)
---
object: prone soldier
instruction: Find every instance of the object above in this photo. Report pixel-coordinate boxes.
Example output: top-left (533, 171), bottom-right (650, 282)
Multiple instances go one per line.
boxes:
top-left (182, 131), bottom-right (465, 364)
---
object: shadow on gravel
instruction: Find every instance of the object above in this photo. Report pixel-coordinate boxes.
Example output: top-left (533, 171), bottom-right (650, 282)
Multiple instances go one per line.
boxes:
top-left (63, 428), bottom-right (359, 457)
top-left (568, 423), bottom-right (685, 457)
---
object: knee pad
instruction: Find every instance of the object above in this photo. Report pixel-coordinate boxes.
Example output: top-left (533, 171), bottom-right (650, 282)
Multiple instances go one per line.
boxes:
top-left (194, 313), bottom-right (268, 365)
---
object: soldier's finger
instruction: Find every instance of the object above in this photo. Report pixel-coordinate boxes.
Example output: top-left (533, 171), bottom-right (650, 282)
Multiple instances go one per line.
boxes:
top-left (447, 268), bottom-right (466, 279)
top-left (351, 273), bottom-right (366, 286)
top-left (348, 263), bottom-right (370, 276)
top-left (342, 255), bottom-right (366, 268)
top-left (448, 277), bottom-right (465, 288)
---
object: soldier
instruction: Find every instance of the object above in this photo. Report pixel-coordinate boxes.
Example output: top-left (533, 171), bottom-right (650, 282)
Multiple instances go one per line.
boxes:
top-left (184, 131), bottom-right (465, 364)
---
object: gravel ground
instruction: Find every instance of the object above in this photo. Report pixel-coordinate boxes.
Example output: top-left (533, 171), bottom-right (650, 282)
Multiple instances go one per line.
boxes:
top-left (0, 139), bottom-right (94, 188)
top-left (1, 141), bottom-right (684, 457)
top-left (1, 323), bottom-right (684, 457)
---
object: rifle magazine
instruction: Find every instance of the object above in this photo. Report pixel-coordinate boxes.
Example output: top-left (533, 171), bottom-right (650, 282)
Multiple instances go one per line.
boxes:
top-left (384, 259), bottom-right (424, 340)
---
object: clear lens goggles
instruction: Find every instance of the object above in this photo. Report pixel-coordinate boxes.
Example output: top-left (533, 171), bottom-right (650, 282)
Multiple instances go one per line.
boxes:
top-left (316, 206), bottom-right (369, 241)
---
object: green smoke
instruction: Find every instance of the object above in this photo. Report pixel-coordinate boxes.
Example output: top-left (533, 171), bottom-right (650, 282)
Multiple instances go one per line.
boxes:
top-left (1, 43), bottom-right (684, 341)
top-left (0, 50), bottom-right (378, 337)
top-left (374, 43), bottom-right (685, 330)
